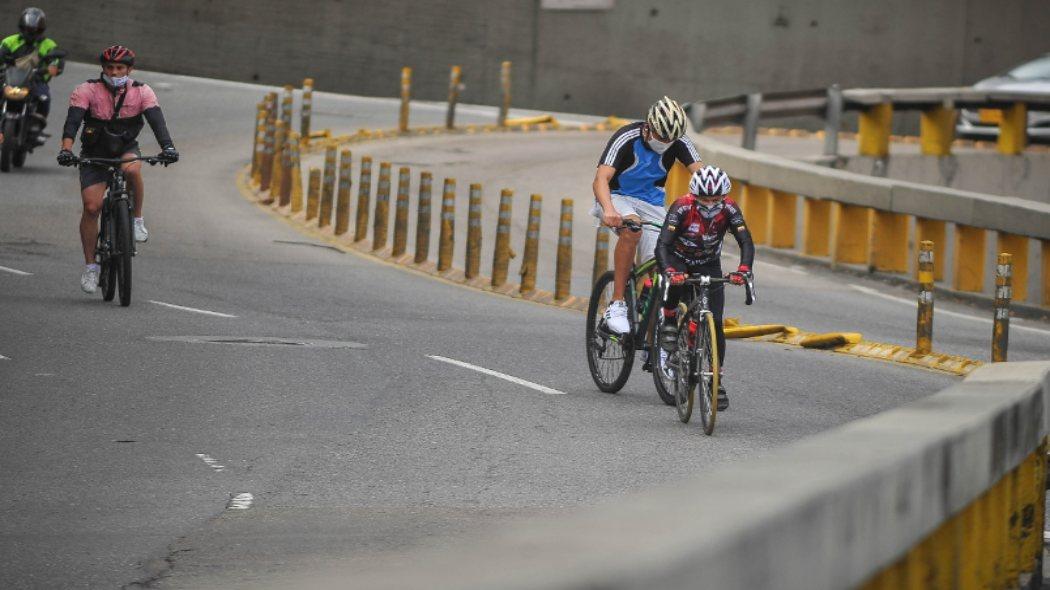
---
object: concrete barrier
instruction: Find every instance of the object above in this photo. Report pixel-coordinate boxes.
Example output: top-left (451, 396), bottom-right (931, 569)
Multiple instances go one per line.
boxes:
top-left (322, 362), bottom-right (1050, 590)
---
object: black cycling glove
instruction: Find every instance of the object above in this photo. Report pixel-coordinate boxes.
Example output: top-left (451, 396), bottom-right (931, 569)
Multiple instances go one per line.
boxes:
top-left (161, 145), bottom-right (179, 163)
top-left (57, 149), bottom-right (76, 167)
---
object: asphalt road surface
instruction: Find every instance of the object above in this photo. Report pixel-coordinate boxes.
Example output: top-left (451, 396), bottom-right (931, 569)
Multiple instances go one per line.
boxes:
top-left (0, 63), bottom-right (1012, 589)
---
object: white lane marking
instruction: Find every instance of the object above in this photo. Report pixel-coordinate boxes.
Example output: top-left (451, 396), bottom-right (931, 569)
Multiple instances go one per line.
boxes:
top-left (149, 300), bottom-right (238, 318)
top-left (427, 355), bottom-right (566, 395)
top-left (0, 354), bottom-right (9, 361)
top-left (1044, 530), bottom-right (1050, 542)
top-left (226, 493), bottom-right (253, 510)
top-left (848, 284), bottom-right (1050, 336)
top-left (195, 453), bottom-right (226, 473)
top-left (0, 265), bottom-right (32, 276)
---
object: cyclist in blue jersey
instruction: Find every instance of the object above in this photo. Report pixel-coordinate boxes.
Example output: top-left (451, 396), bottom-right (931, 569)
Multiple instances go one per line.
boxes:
top-left (590, 96), bottom-right (703, 334)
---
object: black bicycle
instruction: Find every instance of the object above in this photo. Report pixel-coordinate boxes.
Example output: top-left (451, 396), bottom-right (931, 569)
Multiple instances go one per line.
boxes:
top-left (72, 155), bottom-right (172, 306)
top-left (668, 271), bottom-right (755, 435)
top-left (585, 220), bottom-right (677, 405)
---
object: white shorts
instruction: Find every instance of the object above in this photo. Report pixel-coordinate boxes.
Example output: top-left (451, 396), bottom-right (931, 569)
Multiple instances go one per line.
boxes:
top-left (590, 194), bottom-right (665, 263)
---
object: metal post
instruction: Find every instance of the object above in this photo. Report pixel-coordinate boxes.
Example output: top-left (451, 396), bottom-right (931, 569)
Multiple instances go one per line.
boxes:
top-left (916, 240), bottom-right (935, 355)
top-left (259, 94), bottom-right (277, 191)
top-left (318, 146), bottom-right (337, 228)
top-left (491, 189), bottom-right (513, 287)
top-left (334, 149), bottom-right (352, 235)
top-left (742, 93), bottom-right (762, 150)
top-left (992, 253), bottom-right (1012, 362)
top-left (305, 167), bottom-right (321, 221)
top-left (414, 171), bottom-right (433, 264)
top-left (399, 67), bottom-right (411, 133)
top-left (438, 178), bottom-right (456, 272)
top-left (446, 65), bottom-right (462, 130)
top-left (392, 167), bottom-right (411, 257)
top-left (823, 84), bottom-right (842, 158)
top-left (592, 227), bottom-right (609, 287)
top-left (555, 199), bottom-right (574, 300)
top-left (300, 78), bottom-right (314, 143)
top-left (498, 61), bottom-right (511, 127)
top-left (373, 162), bottom-right (392, 251)
top-left (519, 194), bottom-right (542, 293)
top-left (354, 156), bottom-right (372, 242)
top-left (287, 132), bottom-right (303, 213)
top-left (465, 183), bottom-right (482, 279)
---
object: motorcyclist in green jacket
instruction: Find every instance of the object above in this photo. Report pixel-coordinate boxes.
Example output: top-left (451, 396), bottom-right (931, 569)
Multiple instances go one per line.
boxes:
top-left (1, 7), bottom-right (64, 143)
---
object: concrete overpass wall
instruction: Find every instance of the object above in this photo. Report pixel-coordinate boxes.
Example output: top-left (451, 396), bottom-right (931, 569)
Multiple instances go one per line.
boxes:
top-left (12, 0), bottom-right (1049, 117)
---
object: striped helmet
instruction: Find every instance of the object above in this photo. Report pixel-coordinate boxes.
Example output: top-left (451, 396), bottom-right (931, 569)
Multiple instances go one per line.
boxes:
top-left (646, 96), bottom-right (687, 141)
top-left (689, 165), bottom-right (732, 198)
top-left (99, 45), bottom-right (135, 66)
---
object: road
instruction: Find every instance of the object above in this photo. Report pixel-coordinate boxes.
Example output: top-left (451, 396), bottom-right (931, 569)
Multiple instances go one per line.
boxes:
top-left (0, 63), bottom-right (978, 589)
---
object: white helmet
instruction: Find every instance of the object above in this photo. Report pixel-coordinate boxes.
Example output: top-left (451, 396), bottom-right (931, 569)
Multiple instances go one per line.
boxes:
top-left (689, 165), bottom-right (732, 197)
top-left (646, 96), bottom-right (687, 141)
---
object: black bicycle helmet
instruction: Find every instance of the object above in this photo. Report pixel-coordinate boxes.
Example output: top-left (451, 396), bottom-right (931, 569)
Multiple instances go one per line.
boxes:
top-left (19, 7), bottom-right (46, 41)
top-left (99, 45), bottom-right (136, 66)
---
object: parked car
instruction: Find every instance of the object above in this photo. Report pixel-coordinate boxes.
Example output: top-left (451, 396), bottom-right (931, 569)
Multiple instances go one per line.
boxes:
top-left (956, 53), bottom-right (1050, 142)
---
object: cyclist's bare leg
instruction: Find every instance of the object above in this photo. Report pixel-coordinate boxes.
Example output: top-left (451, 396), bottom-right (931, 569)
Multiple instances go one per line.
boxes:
top-left (79, 182), bottom-right (106, 264)
top-left (612, 213), bottom-right (641, 300)
top-left (121, 154), bottom-right (144, 217)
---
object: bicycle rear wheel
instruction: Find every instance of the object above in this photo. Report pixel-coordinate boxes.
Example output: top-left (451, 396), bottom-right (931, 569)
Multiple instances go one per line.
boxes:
top-left (586, 270), bottom-right (634, 393)
top-left (650, 300), bottom-right (676, 406)
top-left (697, 310), bottom-right (721, 435)
top-left (114, 200), bottom-right (133, 307)
top-left (672, 303), bottom-right (694, 422)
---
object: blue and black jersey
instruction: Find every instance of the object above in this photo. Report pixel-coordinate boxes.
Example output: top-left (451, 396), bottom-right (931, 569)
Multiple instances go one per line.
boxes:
top-left (597, 122), bottom-right (701, 206)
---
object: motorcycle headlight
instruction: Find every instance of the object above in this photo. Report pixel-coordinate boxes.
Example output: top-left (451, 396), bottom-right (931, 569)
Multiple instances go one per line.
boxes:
top-left (3, 85), bottom-right (29, 100)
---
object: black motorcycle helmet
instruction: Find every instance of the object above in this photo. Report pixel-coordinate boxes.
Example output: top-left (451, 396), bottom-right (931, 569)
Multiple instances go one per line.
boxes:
top-left (18, 7), bottom-right (46, 42)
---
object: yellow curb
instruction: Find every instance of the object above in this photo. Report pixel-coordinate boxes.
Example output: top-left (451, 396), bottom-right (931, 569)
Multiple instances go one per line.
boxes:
top-left (724, 324), bottom-right (788, 339)
top-left (504, 114), bottom-right (556, 126)
top-left (797, 332), bottom-right (864, 349)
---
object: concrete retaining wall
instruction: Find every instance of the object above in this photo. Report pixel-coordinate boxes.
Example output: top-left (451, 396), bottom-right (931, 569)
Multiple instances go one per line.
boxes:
top-left (12, 0), bottom-right (1050, 117)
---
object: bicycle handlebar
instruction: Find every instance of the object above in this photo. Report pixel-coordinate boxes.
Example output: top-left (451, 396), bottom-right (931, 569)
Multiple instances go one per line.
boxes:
top-left (73, 155), bottom-right (175, 169)
top-left (666, 271), bottom-right (757, 306)
top-left (620, 220), bottom-right (662, 232)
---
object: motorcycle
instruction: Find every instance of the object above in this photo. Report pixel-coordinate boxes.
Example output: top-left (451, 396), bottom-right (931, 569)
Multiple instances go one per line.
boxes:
top-left (0, 48), bottom-right (65, 172)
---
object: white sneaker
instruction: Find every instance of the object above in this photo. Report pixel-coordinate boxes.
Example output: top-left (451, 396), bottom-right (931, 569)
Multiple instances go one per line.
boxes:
top-left (80, 267), bottom-right (99, 293)
top-left (133, 218), bottom-right (149, 243)
top-left (602, 300), bottom-right (630, 334)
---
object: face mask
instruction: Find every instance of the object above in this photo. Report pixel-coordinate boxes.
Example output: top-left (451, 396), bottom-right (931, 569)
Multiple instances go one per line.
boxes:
top-left (103, 73), bottom-right (130, 87)
top-left (697, 200), bottom-right (725, 219)
top-left (647, 137), bottom-right (671, 154)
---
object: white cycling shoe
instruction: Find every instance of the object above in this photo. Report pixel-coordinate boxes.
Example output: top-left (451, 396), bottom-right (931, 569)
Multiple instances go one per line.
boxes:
top-left (80, 266), bottom-right (99, 294)
top-left (134, 218), bottom-right (149, 243)
top-left (602, 300), bottom-right (630, 334)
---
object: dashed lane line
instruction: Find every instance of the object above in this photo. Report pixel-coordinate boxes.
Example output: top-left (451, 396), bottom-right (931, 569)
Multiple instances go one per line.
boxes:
top-left (226, 493), bottom-right (253, 510)
top-left (195, 453), bottom-right (226, 472)
top-left (0, 354), bottom-right (9, 360)
top-left (427, 355), bottom-right (567, 395)
top-left (149, 300), bottom-right (238, 318)
top-left (0, 265), bottom-right (32, 276)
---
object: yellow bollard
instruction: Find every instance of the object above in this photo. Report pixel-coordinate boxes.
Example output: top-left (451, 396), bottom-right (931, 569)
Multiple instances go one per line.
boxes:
top-left (519, 194), bottom-right (542, 293)
top-left (915, 218), bottom-right (946, 280)
top-left (858, 102), bottom-right (893, 157)
top-left (491, 189), bottom-right (514, 287)
top-left (250, 102), bottom-right (266, 181)
top-left (555, 199), bottom-right (574, 300)
top-left (259, 98), bottom-right (277, 192)
top-left (318, 146), bottom-right (336, 228)
top-left (802, 197), bottom-right (832, 257)
top-left (996, 232), bottom-right (1028, 302)
top-left (437, 178), bottom-right (456, 272)
top-left (465, 183), bottom-right (483, 279)
top-left (1006, 469), bottom-right (1021, 585)
top-left (664, 161), bottom-right (691, 205)
top-left (300, 78), bottom-right (314, 143)
top-left (373, 162), bottom-right (392, 251)
top-left (305, 167), bottom-right (321, 221)
top-left (992, 253), bottom-right (1011, 362)
top-left (392, 167), bottom-right (411, 257)
top-left (498, 61), bottom-right (511, 127)
top-left (399, 66), bottom-right (411, 133)
top-left (446, 65), bottom-right (462, 130)
top-left (1017, 450), bottom-right (1039, 575)
top-left (1031, 443), bottom-right (1048, 576)
top-left (267, 120), bottom-right (287, 204)
top-left (916, 240), bottom-right (935, 355)
top-left (769, 189), bottom-right (796, 249)
top-left (741, 184), bottom-right (771, 245)
top-left (998, 102), bottom-right (1027, 155)
top-left (334, 149), bottom-right (352, 236)
top-left (414, 171), bottom-right (433, 264)
top-left (592, 228), bottom-right (609, 286)
top-left (832, 203), bottom-right (873, 265)
top-left (287, 132), bottom-right (303, 213)
top-left (277, 128), bottom-right (294, 206)
top-left (920, 105), bottom-right (956, 156)
top-left (952, 224), bottom-right (986, 292)
top-left (869, 210), bottom-right (909, 273)
top-left (354, 156), bottom-right (373, 242)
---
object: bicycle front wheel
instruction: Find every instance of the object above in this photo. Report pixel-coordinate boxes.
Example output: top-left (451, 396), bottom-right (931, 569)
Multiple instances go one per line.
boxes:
top-left (649, 300), bottom-right (676, 406)
top-left (114, 201), bottom-right (133, 307)
top-left (697, 310), bottom-right (721, 435)
top-left (100, 211), bottom-right (116, 302)
top-left (673, 303), bottom-right (694, 423)
top-left (585, 270), bottom-right (634, 393)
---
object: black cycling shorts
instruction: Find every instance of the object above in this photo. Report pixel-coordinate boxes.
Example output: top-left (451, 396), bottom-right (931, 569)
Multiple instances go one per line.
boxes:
top-left (79, 143), bottom-right (140, 190)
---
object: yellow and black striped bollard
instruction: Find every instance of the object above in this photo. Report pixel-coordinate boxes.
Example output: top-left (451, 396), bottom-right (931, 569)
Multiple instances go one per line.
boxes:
top-left (354, 156), bottom-right (372, 242)
top-left (334, 149), bottom-right (352, 236)
top-left (465, 184), bottom-right (483, 279)
top-left (491, 189), bottom-right (513, 287)
top-left (916, 240), bottom-right (935, 355)
top-left (287, 131), bottom-right (303, 213)
top-left (318, 146), bottom-right (337, 228)
top-left (392, 167), bottom-right (411, 257)
top-left (278, 129), bottom-right (294, 206)
top-left (259, 96), bottom-right (277, 191)
top-left (300, 78), bottom-right (314, 143)
top-left (399, 67), bottom-right (411, 133)
top-left (268, 120), bottom-right (287, 204)
top-left (498, 61), bottom-right (511, 127)
top-left (250, 101), bottom-right (265, 182)
top-left (414, 172), bottom-right (433, 264)
top-left (373, 162), bottom-right (392, 250)
top-left (592, 228), bottom-right (609, 287)
top-left (305, 167), bottom-right (321, 221)
top-left (992, 253), bottom-right (1012, 362)
top-left (555, 199), bottom-right (574, 300)
top-left (519, 194), bottom-right (542, 293)
top-left (280, 85), bottom-right (293, 130)
top-left (437, 178), bottom-right (456, 272)
top-left (446, 65), bottom-right (461, 130)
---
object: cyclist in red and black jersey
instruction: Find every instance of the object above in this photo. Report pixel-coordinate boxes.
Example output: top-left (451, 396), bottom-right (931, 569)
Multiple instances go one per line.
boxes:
top-left (655, 166), bottom-right (754, 410)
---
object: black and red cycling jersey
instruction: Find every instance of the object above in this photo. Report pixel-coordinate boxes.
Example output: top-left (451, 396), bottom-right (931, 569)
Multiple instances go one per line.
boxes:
top-left (655, 194), bottom-right (755, 271)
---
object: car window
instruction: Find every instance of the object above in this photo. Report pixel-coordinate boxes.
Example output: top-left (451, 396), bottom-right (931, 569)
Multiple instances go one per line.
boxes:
top-left (1007, 56), bottom-right (1050, 79)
